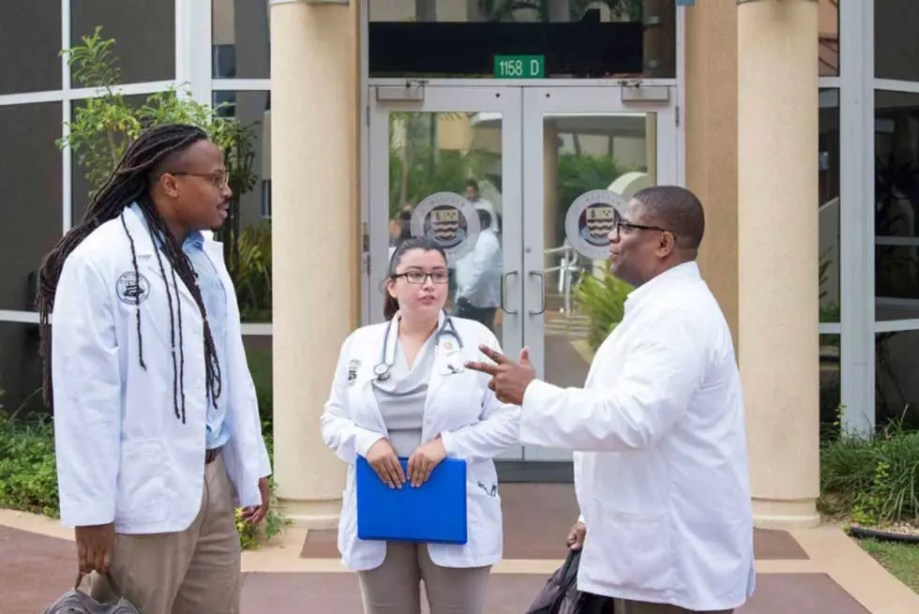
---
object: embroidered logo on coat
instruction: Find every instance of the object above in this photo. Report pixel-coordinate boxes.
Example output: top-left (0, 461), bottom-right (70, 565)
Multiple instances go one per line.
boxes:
top-left (347, 359), bottom-right (360, 384)
top-left (116, 272), bottom-right (150, 305)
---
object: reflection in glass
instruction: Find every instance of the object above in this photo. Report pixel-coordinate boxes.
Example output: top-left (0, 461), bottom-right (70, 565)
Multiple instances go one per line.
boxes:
top-left (386, 112), bottom-right (504, 337)
top-left (211, 91), bottom-right (273, 322)
top-left (545, 113), bottom-right (652, 391)
top-left (71, 0), bottom-right (174, 85)
top-left (0, 103), bottom-right (63, 312)
top-left (875, 0), bottom-right (919, 83)
top-left (0, 322), bottom-right (46, 417)
top-left (819, 334), bottom-right (840, 431)
top-left (819, 89), bottom-right (840, 323)
top-left (876, 331), bottom-right (919, 429)
top-left (212, 0), bottom-right (271, 79)
top-left (0, 0), bottom-right (61, 95)
top-left (370, 0), bottom-right (675, 79)
top-left (875, 91), bottom-right (919, 320)
top-left (818, 0), bottom-right (839, 77)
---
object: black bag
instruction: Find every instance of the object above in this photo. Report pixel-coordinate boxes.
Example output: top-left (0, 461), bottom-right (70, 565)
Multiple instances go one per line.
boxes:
top-left (526, 549), bottom-right (612, 614)
top-left (42, 572), bottom-right (140, 614)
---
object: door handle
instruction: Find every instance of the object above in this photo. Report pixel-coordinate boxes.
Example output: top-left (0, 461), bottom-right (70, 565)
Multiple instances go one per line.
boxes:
top-left (501, 271), bottom-right (519, 315)
top-left (528, 271), bottom-right (546, 316)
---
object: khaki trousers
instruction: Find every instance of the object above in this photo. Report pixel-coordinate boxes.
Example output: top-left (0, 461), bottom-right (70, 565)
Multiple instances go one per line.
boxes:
top-left (357, 542), bottom-right (491, 614)
top-left (90, 454), bottom-right (242, 614)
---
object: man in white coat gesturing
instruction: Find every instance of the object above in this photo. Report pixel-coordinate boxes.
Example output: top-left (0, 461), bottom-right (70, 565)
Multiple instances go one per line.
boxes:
top-left (467, 186), bottom-right (755, 614)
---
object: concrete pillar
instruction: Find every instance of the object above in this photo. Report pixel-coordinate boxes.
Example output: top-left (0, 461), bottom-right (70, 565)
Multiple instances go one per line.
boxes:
top-left (269, 0), bottom-right (359, 527)
top-left (737, 0), bottom-right (820, 529)
top-left (686, 0), bottom-right (739, 342)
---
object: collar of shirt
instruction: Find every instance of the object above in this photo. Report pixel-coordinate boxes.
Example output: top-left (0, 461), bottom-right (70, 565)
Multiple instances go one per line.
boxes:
top-left (183, 230), bottom-right (205, 252)
top-left (624, 261), bottom-right (701, 316)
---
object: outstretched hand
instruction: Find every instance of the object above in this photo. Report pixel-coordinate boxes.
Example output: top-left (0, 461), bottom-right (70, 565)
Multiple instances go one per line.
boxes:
top-left (465, 345), bottom-right (536, 405)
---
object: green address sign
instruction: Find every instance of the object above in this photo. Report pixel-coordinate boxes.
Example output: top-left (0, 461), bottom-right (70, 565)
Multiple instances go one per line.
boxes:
top-left (494, 55), bottom-right (545, 79)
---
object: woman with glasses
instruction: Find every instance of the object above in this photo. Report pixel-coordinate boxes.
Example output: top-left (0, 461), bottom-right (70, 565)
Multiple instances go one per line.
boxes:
top-left (321, 237), bottom-right (519, 614)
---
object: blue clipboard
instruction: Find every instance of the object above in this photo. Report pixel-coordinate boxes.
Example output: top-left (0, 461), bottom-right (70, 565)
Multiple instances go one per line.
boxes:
top-left (356, 456), bottom-right (467, 545)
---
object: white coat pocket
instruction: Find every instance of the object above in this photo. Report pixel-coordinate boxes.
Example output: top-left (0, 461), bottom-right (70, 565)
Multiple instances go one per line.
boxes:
top-left (115, 439), bottom-right (165, 525)
top-left (581, 503), bottom-right (674, 592)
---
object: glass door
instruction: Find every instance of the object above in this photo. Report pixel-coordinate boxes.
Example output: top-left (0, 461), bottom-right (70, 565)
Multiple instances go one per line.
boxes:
top-left (520, 86), bottom-right (678, 462)
top-left (367, 85), bottom-right (526, 459)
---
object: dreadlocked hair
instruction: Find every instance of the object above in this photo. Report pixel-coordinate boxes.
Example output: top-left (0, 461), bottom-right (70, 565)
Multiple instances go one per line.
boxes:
top-left (37, 123), bottom-right (223, 423)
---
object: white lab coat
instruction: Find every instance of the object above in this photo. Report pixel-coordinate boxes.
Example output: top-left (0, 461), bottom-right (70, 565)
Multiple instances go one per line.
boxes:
top-left (321, 313), bottom-right (519, 571)
top-left (519, 262), bottom-right (755, 611)
top-left (454, 228), bottom-right (501, 308)
top-left (52, 205), bottom-right (271, 534)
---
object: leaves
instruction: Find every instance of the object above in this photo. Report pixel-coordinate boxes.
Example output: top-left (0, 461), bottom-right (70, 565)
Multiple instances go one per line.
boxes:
top-left (574, 270), bottom-right (632, 351)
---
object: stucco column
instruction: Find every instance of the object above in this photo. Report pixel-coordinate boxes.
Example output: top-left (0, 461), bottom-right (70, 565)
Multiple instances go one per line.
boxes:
top-left (270, 0), bottom-right (359, 527)
top-left (686, 0), bottom-right (738, 343)
top-left (738, 0), bottom-right (820, 529)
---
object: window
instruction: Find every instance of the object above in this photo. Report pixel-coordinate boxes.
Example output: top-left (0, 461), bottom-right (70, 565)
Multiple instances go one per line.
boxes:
top-left (875, 0), bottom-right (919, 83)
top-left (819, 89), bottom-right (840, 323)
top-left (818, 0), bottom-right (839, 77)
top-left (874, 90), bottom-right (919, 321)
top-left (0, 103), bottom-right (63, 312)
top-left (71, 0), bottom-right (175, 85)
top-left (212, 0), bottom-right (270, 79)
top-left (0, 322), bottom-right (45, 416)
top-left (0, 0), bottom-right (61, 95)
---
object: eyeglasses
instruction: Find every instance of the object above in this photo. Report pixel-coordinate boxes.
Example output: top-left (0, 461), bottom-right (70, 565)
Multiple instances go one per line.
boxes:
top-left (168, 170), bottom-right (230, 189)
top-left (612, 217), bottom-right (677, 241)
top-left (392, 270), bottom-right (449, 284)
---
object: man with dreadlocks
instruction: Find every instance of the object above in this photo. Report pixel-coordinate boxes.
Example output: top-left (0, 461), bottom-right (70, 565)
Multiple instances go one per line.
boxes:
top-left (39, 124), bottom-right (271, 613)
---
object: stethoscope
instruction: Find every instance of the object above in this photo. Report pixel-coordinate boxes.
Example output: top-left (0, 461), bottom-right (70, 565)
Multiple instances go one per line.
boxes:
top-left (373, 311), bottom-right (464, 382)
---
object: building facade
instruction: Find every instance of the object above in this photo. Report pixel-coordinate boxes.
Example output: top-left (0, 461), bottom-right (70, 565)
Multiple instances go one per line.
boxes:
top-left (2, 0), bottom-right (918, 529)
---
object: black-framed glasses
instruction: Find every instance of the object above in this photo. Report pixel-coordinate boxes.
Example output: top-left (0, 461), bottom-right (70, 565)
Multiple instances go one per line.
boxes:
top-left (168, 170), bottom-right (230, 189)
top-left (392, 270), bottom-right (449, 284)
top-left (612, 218), bottom-right (677, 241)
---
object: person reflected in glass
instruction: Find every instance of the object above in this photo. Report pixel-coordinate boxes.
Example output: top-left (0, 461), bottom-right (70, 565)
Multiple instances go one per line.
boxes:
top-left (321, 238), bottom-right (520, 614)
top-left (453, 209), bottom-right (502, 332)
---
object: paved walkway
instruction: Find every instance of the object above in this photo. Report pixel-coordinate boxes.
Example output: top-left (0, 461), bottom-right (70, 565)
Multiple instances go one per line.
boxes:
top-left (2, 484), bottom-right (916, 613)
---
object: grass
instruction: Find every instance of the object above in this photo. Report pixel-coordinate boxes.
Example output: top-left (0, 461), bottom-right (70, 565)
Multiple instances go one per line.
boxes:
top-left (856, 538), bottom-right (919, 593)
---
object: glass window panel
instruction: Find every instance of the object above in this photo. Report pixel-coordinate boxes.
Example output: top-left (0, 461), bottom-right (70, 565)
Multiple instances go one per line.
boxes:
top-left (875, 331), bottom-right (919, 430)
top-left (817, 0), bottom-right (839, 77)
top-left (211, 91), bottom-right (272, 322)
top-left (819, 89), bottom-right (839, 323)
top-left (0, 0), bottom-right (61, 95)
top-left (0, 322), bottom-right (46, 417)
top-left (875, 90), bottom-right (919, 320)
top-left (71, 0), bottom-right (175, 85)
top-left (212, 0), bottom-right (270, 78)
top-left (819, 333), bottom-right (840, 431)
top-left (0, 103), bottom-right (63, 312)
top-left (370, 0), bottom-right (675, 79)
top-left (384, 110), bottom-right (504, 339)
top-left (875, 0), bottom-right (919, 83)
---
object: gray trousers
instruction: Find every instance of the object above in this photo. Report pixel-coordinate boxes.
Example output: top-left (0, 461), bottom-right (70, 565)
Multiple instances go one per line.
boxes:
top-left (357, 542), bottom-right (491, 614)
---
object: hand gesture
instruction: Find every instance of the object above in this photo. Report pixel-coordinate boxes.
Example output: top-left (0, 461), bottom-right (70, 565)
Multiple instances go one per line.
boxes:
top-left (566, 521), bottom-right (587, 551)
top-left (366, 438), bottom-right (405, 489)
top-left (75, 523), bottom-right (115, 574)
top-left (465, 346), bottom-right (536, 405)
top-left (407, 437), bottom-right (446, 488)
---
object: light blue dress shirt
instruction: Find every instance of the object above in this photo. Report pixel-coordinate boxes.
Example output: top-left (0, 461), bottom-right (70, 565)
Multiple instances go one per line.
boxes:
top-left (183, 230), bottom-right (230, 450)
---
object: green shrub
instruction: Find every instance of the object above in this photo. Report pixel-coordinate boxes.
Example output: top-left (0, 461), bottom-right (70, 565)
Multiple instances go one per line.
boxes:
top-left (0, 411), bottom-right (287, 548)
top-left (0, 413), bottom-right (59, 517)
top-left (821, 417), bottom-right (919, 525)
top-left (235, 223), bottom-right (272, 322)
top-left (574, 269), bottom-right (632, 351)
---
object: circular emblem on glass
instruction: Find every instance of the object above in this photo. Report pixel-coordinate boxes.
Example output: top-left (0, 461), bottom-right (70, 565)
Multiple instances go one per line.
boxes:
top-left (411, 192), bottom-right (481, 262)
top-left (564, 189), bottom-right (628, 260)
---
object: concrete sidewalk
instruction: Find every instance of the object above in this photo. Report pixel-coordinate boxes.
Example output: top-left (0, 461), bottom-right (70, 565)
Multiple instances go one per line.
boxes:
top-left (2, 484), bottom-right (916, 613)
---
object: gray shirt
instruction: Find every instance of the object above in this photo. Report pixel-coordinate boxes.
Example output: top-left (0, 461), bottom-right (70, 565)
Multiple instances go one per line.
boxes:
top-left (371, 334), bottom-right (436, 458)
